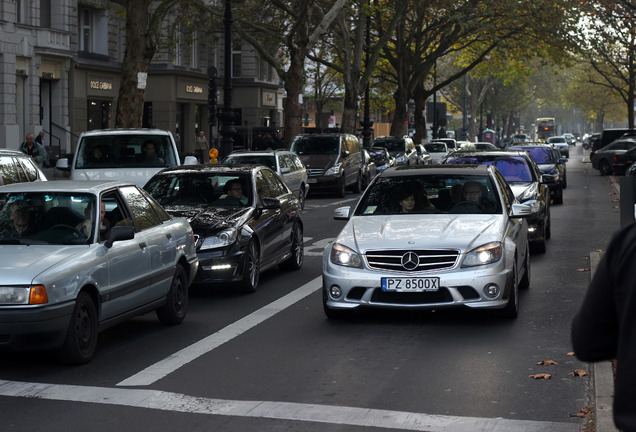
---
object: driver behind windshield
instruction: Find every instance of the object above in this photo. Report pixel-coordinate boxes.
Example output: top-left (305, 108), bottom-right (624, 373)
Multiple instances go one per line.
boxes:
top-left (216, 179), bottom-right (248, 206)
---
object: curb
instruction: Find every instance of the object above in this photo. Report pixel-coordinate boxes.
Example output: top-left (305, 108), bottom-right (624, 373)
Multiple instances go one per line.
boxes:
top-left (589, 251), bottom-right (618, 432)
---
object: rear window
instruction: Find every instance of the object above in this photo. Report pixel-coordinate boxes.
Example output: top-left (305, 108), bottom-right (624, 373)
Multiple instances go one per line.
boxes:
top-left (445, 155), bottom-right (534, 182)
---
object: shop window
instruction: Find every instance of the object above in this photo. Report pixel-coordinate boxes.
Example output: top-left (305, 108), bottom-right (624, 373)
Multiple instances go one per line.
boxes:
top-left (87, 100), bottom-right (111, 130)
top-left (79, 6), bottom-right (108, 55)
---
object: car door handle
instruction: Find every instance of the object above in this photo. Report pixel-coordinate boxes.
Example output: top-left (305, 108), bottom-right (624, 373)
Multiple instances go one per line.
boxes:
top-left (139, 242), bottom-right (147, 249)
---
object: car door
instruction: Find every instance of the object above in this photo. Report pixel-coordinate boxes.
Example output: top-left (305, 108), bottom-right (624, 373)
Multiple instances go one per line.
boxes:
top-left (278, 153), bottom-right (300, 196)
top-left (99, 188), bottom-right (152, 321)
top-left (255, 169), bottom-right (290, 266)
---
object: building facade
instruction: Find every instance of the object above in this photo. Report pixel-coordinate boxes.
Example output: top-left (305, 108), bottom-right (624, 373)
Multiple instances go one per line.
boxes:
top-left (0, 0), bottom-right (284, 160)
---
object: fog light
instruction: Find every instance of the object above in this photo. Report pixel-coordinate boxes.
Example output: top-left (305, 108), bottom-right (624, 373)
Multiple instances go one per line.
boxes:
top-left (330, 285), bottom-right (343, 299)
top-left (484, 284), bottom-right (500, 298)
top-left (528, 226), bottom-right (537, 234)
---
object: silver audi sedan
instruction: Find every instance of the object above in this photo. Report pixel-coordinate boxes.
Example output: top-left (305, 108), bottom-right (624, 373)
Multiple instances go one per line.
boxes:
top-left (322, 165), bottom-right (532, 319)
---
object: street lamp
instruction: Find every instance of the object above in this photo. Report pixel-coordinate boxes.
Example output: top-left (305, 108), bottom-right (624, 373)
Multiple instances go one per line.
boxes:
top-left (218, 0), bottom-right (236, 159)
top-left (360, 0), bottom-right (374, 149)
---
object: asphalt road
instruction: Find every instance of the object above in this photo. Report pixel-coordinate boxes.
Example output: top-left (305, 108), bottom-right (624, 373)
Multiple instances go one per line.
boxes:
top-left (0, 145), bottom-right (621, 432)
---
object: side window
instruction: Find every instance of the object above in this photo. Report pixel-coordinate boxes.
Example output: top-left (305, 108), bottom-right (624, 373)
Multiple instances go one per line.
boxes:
top-left (0, 156), bottom-right (20, 185)
top-left (349, 136), bottom-right (360, 153)
top-left (278, 154), bottom-right (288, 171)
top-left (139, 188), bottom-right (171, 223)
top-left (255, 170), bottom-right (270, 201)
top-left (119, 185), bottom-right (162, 231)
top-left (340, 137), bottom-right (349, 155)
top-left (261, 169), bottom-right (286, 197)
top-left (282, 154), bottom-right (296, 171)
top-left (495, 172), bottom-right (514, 210)
top-left (102, 190), bottom-right (130, 231)
top-left (292, 155), bottom-right (305, 170)
top-left (18, 158), bottom-right (39, 182)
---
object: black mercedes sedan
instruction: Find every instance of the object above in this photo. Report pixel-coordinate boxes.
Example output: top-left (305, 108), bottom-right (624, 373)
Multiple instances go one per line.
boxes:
top-left (443, 150), bottom-right (551, 253)
top-left (144, 164), bottom-right (304, 292)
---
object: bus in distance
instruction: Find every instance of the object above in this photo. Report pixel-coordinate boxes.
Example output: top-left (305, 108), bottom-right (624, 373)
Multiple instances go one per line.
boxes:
top-left (536, 118), bottom-right (555, 140)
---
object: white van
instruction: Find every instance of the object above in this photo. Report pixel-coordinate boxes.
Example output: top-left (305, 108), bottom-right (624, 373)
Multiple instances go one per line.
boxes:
top-left (56, 129), bottom-right (197, 187)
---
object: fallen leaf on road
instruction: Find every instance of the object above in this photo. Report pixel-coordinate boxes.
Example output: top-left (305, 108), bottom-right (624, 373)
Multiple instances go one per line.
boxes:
top-left (567, 352), bottom-right (575, 356)
top-left (529, 373), bottom-right (552, 379)
top-left (576, 268), bottom-right (589, 272)
top-left (536, 360), bottom-right (558, 365)
top-left (570, 369), bottom-right (587, 377)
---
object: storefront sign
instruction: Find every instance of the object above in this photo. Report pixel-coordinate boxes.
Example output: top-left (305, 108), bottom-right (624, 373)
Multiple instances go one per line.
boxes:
top-left (186, 85), bottom-right (203, 94)
top-left (90, 80), bottom-right (113, 90)
top-left (262, 90), bottom-right (277, 107)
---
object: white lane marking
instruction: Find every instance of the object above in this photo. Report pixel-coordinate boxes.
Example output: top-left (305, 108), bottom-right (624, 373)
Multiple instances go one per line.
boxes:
top-left (304, 237), bottom-right (334, 257)
top-left (0, 380), bottom-right (579, 432)
top-left (118, 276), bottom-right (322, 387)
top-left (304, 197), bottom-right (359, 210)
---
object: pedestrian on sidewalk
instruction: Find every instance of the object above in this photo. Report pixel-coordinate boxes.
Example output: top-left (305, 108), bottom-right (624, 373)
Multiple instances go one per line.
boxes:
top-left (195, 131), bottom-right (209, 164)
top-left (572, 222), bottom-right (636, 432)
top-left (19, 133), bottom-right (47, 168)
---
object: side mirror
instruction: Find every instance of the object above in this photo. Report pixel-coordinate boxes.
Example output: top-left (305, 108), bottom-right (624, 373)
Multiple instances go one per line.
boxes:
top-left (183, 155), bottom-right (198, 165)
top-left (104, 226), bottom-right (135, 248)
top-left (261, 197), bottom-right (281, 210)
top-left (334, 206), bottom-right (351, 220)
top-left (55, 158), bottom-right (70, 171)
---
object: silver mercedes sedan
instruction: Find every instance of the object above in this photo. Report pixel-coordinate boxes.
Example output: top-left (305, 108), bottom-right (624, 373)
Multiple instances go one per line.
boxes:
top-left (0, 180), bottom-right (198, 363)
top-left (322, 165), bottom-right (532, 319)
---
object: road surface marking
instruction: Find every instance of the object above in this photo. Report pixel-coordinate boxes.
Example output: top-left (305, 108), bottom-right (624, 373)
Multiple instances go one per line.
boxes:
top-left (0, 379), bottom-right (579, 432)
top-left (118, 276), bottom-right (322, 387)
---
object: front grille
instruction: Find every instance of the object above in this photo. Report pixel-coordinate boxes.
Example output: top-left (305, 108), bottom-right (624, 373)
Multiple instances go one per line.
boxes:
top-left (365, 249), bottom-right (459, 272)
top-left (307, 168), bottom-right (324, 177)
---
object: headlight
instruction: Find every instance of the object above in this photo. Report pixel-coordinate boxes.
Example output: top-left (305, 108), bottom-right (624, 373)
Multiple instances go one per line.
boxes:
top-left (396, 155), bottom-right (407, 164)
top-left (325, 163), bottom-right (343, 175)
top-left (200, 228), bottom-right (238, 250)
top-left (462, 242), bottom-right (502, 267)
top-left (0, 285), bottom-right (48, 305)
top-left (330, 243), bottom-right (363, 268)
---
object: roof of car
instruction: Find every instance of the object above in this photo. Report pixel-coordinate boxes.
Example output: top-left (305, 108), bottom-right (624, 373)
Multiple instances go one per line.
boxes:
top-left (78, 128), bottom-right (174, 137)
top-left (152, 164), bottom-right (266, 175)
top-left (0, 149), bottom-right (29, 156)
top-left (226, 150), bottom-right (294, 157)
top-left (380, 164), bottom-right (495, 177)
top-left (0, 180), bottom-right (132, 193)
top-left (446, 150), bottom-right (530, 159)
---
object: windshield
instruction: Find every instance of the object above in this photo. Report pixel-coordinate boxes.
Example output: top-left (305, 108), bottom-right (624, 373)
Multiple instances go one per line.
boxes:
top-left (354, 174), bottom-right (502, 216)
top-left (145, 172), bottom-right (253, 208)
top-left (224, 155), bottom-right (276, 170)
top-left (0, 192), bottom-right (96, 245)
top-left (510, 147), bottom-right (555, 164)
top-left (76, 134), bottom-right (178, 168)
top-left (445, 155), bottom-right (534, 183)
top-left (369, 148), bottom-right (390, 163)
top-left (290, 136), bottom-right (339, 155)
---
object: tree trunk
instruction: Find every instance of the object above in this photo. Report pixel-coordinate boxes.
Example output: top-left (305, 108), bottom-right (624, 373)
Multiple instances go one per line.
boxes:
top-left (282, 54), bottom-right (305, 148)
top-left (116, 0), bottom-right (155, 128)
top-left (390, 84), bottom-right (409, 137)
top-left (413, 83), bottom-right (429, 144)
top-left (341, 84), bottom-right (360, 134)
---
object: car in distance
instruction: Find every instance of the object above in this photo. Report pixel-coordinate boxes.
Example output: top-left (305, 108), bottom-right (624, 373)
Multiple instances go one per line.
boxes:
top-left (590, 137), bottom-right (636, 176)
top-left (508, 144), bottom-right (566, 204)
top-left (546, 136), bottom-right (570, 158)
top-left (55, 128), bottom-right (198, 187)
top-left (424, 142), bottom-right (449, 164)
top-left (474, 142), bottom-right (498, 150)
top-left (368, 147), bottom-right (396, 174)
top-left (415, 144), bottom-right (433, 165)
top-left (0, 180), bottom-right (198, 364)
top-left (0, 149), bottom-right (48, 185)
top-left (222, 149), bottom-right (309, 209)
top-left (371, 136), bottom-right (419, 166)
top-left (322, 165), bottom-right (531, 319)
top-left (361, 149), bottom-right (378, 189)
top-left (144, 164), bottom-right (304, 293)
top-left (443, 150), bottom-right (551, 253)
top-left (289, 133), bottom-right (364, 197)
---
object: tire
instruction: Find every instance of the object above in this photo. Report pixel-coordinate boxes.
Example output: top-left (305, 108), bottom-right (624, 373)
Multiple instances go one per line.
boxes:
top-left (599, 159), bottom-right (612, 176)
top-left (298, 186), bottom-right (306, 210)
top-left (322, 290), bottom-right (354, 319)
top-left (156, 265), bottom-right (188, 325)
top-left (280, 223), bottom-right (304, 271)
top-left (58, 291), bottom-right (98, 365)
top-left (500, 267), bottom-right (519, 319)
top-left (335, 176), bottom-right (346, 198)
top-left (553, 185), bottom-right (563, 204)
top-left (519, 245), bottom-right (531, 290)
top-left (239, 241), bottom-right (260, 293)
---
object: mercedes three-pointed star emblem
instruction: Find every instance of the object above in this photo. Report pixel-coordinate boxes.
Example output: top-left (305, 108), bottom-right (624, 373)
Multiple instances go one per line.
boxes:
top-left (401, 251), bottom-right (419, 271)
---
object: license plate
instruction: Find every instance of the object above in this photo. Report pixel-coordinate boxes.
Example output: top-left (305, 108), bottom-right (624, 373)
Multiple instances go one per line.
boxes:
top-left (381, 277), bottom-right (440, 292)
top-left (308, 178), bottom-right (317, 184)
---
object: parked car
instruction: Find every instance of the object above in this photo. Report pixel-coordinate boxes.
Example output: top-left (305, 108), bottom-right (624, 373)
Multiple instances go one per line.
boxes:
top-left (371, 136), bottom-right (419, 166)
top-left (368, 147), bottom-right (396, 174)
top-left (423, 142), bottom-right (448, 164)
top-left (546, 136), bottom-right (570, 158)
top-left (592, 128), bottom-right (636, 153)
top-left (322, 164), bottom-right (532, 319)
top-left (0, 149), bottom-right (48, 185)
top-left (415, 144), bottom-right (433, 165)
top-left (590, 138), bottom-right (636, 176)
top-left (0, 180), bottom-right (198, 363)
top-left (222, 149), bottom-right (309, 209)
top-left (474, 142), bottom-right (498, 150)
top-left (508, 144), bottom-right (566, 204)
top-left (583, 133), bottom-right (600, 150)
top-left (55, 129), bottom-right (198, 187)
top-left (443, 150), bottom-right (551, 253)
top-left (290, 133), bottom-right (364, 197)
top-left (361, 149), bottom-right (378, 188)
top-left (144, 164), bottom-right (303, 293)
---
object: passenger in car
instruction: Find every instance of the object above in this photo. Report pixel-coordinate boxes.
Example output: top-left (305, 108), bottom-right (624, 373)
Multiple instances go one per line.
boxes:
top-left (396, 183), bottom-right (435, 213)
top-left (8, 202), bottom-right (35, 238)
top-left (215, 179), bottom-right (248, 206)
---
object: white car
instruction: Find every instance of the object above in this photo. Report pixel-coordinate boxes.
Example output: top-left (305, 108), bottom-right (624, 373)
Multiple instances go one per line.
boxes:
top-left (0, 180), bottom-right (199, 363)
top-left (424, 142), bottom-right (449, 164)
top-left (322, 165), bottom-right (532, 319)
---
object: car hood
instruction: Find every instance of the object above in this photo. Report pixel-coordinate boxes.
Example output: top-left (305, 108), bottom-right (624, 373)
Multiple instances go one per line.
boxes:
top-left (339, 214), bottom-right (505, 253)
top-left (0, 245), bottom-right (86, 284)
top-left (165, 205), bottom-right (252, 233)
top-left (296, 154), bottom-right (337, 170)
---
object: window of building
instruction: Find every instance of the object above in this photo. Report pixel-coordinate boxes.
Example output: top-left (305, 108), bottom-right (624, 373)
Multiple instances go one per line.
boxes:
top-left (16, 0), bottom-right (29, 24)
top-left (40, 0), bottom-right (51, 27)
top-left (173, 27), bottom-right (182, 66)
top-left (232, 41), bottom-right (242, 78)
top-left (79, 6), bottom-right (108, 55)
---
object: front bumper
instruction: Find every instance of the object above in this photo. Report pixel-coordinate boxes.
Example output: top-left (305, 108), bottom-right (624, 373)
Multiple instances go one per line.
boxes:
top-left (307, 175), bottom-right (341, 193)
top-left (192, 246), bottom-right (246, 285)
top-left (322, 247), bottom-right (513, 312)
